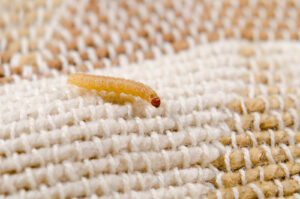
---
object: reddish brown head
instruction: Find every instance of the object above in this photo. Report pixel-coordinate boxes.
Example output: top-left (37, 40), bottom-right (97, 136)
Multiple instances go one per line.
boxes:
top-left (151, 97), bottom-right (160, 108)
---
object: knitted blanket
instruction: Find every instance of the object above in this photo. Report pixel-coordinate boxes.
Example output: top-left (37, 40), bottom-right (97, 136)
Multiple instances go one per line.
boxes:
top-left (0, 0), bottom-right (300, 198)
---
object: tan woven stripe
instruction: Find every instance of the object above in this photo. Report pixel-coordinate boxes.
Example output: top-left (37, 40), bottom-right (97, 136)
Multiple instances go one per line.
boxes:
top-left (226, 111), bottom-right (297, 131)
top-left (212, 146), bottom-right (300, 171)
top-left (237, 86), bottom-right (297, 97)
top-left (219, 130), bottom-right (300, 147)
top-left (275, 196), bottom-right (299, 199)
top-left (241, 73), bottom-right (286, 84)
top-left (227, 96), bottom-right (298, 114)
top-left (212, 162), bottom-right (300, 188)
top-left (205, 179), bottom-right (300, 199)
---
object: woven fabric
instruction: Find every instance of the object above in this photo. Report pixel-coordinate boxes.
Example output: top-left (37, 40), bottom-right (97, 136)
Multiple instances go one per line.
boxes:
top-left (1, 0), bottom-right (300, 199)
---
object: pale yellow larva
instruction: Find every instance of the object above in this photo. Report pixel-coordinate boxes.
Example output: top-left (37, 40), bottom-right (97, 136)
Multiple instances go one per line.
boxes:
top-left (67, 73), bottom-right (161, 107)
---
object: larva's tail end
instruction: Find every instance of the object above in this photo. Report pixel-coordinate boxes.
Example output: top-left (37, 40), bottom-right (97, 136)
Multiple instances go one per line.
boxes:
top-left (67, 77), bottom-right (72, 84)
top-left (151, 97), bottom-right (160, 108)
top-left (67, 73), bottom-right (79, 85)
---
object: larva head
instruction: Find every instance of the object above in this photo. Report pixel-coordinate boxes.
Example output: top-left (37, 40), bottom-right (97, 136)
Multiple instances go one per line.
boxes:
top-left (150, 93), bottom-right (160, 108)
top-left (151, 97), bottom-right (160, 107)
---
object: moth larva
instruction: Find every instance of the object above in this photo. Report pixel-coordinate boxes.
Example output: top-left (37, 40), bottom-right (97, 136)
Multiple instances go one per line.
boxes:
top-left (67, 73), bottom-right (161, 107)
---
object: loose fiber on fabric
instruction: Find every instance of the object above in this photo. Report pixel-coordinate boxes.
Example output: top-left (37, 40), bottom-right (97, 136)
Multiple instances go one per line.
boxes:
top-left (0, 0), bottom-right (300, 199)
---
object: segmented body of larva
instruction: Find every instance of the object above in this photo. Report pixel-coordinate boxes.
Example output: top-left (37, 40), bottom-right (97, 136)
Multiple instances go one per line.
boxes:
top-left (67, 73), bottom-right (161, 107)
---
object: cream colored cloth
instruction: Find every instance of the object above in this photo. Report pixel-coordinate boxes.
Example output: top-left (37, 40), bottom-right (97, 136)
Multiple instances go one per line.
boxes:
top-left (1, 41), bottom-right (300, 198)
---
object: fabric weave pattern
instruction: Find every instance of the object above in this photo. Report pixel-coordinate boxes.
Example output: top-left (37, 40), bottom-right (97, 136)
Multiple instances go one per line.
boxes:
top-left (0, 0), bottom-right (300, 198)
